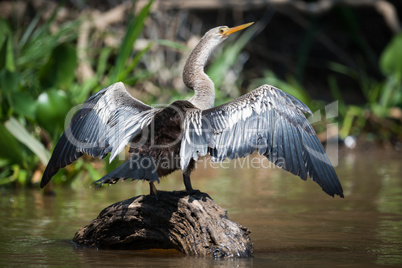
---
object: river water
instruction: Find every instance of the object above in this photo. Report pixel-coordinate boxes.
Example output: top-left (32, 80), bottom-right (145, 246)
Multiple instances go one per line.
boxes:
top-left (0, 149), bottom-right (401, 267)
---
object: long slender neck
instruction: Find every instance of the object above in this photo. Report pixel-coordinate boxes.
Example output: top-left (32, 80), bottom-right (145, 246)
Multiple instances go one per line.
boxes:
top-left (183, 35), bottom-right (217, 110)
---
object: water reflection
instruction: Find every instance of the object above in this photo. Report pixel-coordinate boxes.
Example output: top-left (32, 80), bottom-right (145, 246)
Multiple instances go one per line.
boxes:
top-left (0, 149), bottom-right (401, 266)
top-left (73, 248), bottom-right (256, 267)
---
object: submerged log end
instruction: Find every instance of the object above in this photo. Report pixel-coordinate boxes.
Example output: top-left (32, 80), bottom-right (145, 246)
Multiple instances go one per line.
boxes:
top-left (72, 191), bottom-right (253, 258)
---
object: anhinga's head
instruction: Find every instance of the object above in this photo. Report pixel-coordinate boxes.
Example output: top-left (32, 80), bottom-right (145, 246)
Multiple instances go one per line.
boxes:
top-left (201, 22), bottom-right (254, 47)
top-left (184, 22), bottom-right (254, 110)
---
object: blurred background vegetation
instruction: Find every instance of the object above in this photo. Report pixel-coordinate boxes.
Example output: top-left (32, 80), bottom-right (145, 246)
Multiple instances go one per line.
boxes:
top-left (0, 0), bottom-right (401, 188)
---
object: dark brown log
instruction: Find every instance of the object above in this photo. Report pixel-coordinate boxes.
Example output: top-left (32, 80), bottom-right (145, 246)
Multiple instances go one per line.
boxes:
top-left (72, 191), bottom-right (253, 257)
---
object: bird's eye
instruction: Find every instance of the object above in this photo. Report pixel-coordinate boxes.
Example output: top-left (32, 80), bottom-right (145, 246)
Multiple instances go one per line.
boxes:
top-left (219, 28), bottom-right (225, 34)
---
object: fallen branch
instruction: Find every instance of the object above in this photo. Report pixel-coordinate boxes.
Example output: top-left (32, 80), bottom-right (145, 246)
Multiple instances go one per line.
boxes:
top-left (73, 191), bottom-right (253, 258)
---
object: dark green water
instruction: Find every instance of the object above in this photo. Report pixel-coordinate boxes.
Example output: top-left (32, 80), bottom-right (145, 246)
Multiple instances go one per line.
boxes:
top-left (1, 149), bottom-right (401, 267)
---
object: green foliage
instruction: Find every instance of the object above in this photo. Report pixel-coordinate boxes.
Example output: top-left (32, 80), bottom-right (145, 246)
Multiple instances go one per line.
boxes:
top-left (325, 32), bottom-right (402, 139)
top-left (0, 1), bottom-right (156, 187)
top-left (36, 89), bottom-right (72, 135)
top-left (110, 0), bottom-right (153, 84)
top-left (39, 43), bottom-right (78, 89)
top-left (4, 117), bottom-right (50, 165)
top-left (0, 8), bottom-right (77, 186)
top-left (380, 33), bottom-right (402, 80)
top-left (377, 33), bottom-right (402, 116)
top-left (0, 123), bottom-right (25, 164)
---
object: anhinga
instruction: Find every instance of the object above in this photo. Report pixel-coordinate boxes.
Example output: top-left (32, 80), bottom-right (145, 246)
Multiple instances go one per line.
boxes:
top-left (41, 22), bottom-right (344, 198)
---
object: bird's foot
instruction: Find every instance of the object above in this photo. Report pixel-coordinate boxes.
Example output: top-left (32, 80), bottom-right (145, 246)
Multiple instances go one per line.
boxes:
top-left (186, 189), bottom-right (200, 195)
top-left (149, 192), bottom-right (159, 201)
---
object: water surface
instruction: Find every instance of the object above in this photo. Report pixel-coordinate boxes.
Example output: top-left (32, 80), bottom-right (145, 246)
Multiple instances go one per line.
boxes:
top-left (0, 149), bottom-right (401, 267)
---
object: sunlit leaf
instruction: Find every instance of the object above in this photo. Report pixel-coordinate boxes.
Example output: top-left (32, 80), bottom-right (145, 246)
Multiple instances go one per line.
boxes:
top-left (120, 44), bottom-right (152, 81)
top-left (36, 89), bottom-right (72, 134)
top-left (5, 117), bottom-right (50, 165)
top-left (0, 19), bottom-right (15, 71)
top-left (16, 166), bottom-right (28, 186)
top-left (380, 33), bottom-right (402, 80)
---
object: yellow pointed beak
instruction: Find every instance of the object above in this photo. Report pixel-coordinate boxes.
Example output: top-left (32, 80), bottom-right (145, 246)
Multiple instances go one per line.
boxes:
top-left (222, 22), bottom-right (254, 37)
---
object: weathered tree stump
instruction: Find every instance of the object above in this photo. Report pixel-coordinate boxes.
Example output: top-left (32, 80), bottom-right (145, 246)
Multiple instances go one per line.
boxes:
top-left (72, 191), bottom-right (253, 257)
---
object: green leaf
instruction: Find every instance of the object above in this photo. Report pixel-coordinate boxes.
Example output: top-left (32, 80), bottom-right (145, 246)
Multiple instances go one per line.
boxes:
top-left (86, 163), bottom-right (103, 182)
top-left (379, 75), bottom-right (402, 109)
top-left (39, 43), bottom-right (77, 89)
top-left (0, 123), bottom-right (24, 164)
top-left (0, 18), bottom-right (11, 44)
top-left (0, 19), bottom-right (14, 71)
top-left (17, 12), bottom-right (79, 69)
top-left (156, 39), bottom-right (188, 51)
top-left (328, 75), bottom-right (346, 117)
top-left (0, 36), bottom-right (7, 70)
top-left (10, 92), bottom-right (37, 121)
top-left (119, 43), bottom-right (152, 81)
top-left (70, 77), bottom-right (98, 103)
top-left (104, 154), bottom-right (123, 174)
top-left (380, 33), bottom-right (402, 80)
top-left (0, 69), bottom-right (19, 94)
top-left (111, 0), bottom-right (153, 83)
top-left (36, 89), bottom-right (72, 134)
top-left (17, 168), bottom-right (28, 186)
top-left (0, 165), bottom-right (12, 183)
top-left (96, 46), bottom-right (113, 79)
top-left (0, 69), bottom-right (20, 114)
top-left (5, 117), bottom-right (50, 165)
top-left (18, 12), bottom-right (42, 50)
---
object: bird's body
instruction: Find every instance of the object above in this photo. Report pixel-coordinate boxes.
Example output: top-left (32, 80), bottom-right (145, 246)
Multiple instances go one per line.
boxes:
top-left (41, 23), bottom-right (344, 198)
top-left (128, 100), bottom-right (197, 194)
top-left (130, 100), bottom-right (192, 175)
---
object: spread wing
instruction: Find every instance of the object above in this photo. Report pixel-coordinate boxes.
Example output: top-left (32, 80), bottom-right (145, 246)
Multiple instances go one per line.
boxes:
top-left (41, 82), bottom-right (157, 188)
top-left (181, 84), bottom-right (343, 197)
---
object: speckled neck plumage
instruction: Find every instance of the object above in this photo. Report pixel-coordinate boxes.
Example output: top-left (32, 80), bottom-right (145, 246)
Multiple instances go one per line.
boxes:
top-left (183, 33), bottom-right (218, 110)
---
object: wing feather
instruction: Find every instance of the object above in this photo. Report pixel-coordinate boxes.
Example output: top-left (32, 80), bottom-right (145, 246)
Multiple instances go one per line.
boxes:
top-left (41, 82), bottom-right (156, 188)
top-left (181, 84), bottom-right (343, 197)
